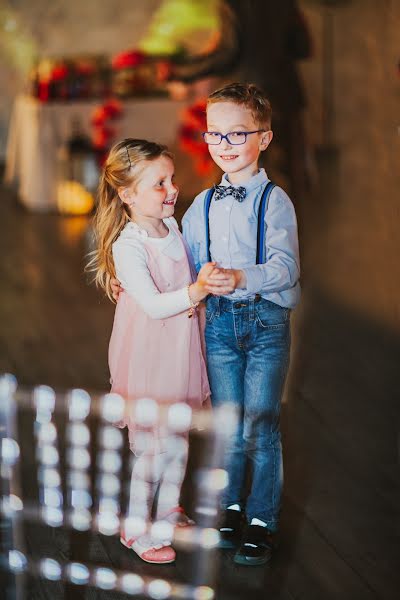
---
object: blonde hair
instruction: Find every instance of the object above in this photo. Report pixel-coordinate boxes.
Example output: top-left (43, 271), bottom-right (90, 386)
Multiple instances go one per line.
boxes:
top-left (87, 138), bottom-right (173, 301)
top-left (207, 82), bottom-right (272, 130)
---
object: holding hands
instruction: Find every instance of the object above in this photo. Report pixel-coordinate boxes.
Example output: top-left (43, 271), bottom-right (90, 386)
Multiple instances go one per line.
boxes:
top-left (204, 266), bottom-right (246, 296)
top-left (110, 263), bottom-right (246, 306)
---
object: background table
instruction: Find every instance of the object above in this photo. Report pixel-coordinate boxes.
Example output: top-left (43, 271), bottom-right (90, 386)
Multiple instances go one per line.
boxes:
top-left (4, 95), bottom-right (189, 212)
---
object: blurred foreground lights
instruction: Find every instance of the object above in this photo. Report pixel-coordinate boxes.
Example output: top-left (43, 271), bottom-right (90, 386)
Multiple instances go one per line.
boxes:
top-left (201, 468), bottom-right (228, 491)
top-left (42, 506), bottom-right (63, 527)
top-left (67, 447), bottom-right (91, 470)
top-left (2, 494), bottom-right (23, 515)
top-left (151, 520), bottom-right (174, 544)
top-left (34, 385), bottom-right (56, 421)
top-left (95, 567), bottom-right (117, 591)
top-left (67, 422), bottom-right (90, 446)
top-left (71, 489), bottom-right (92, 509)
top-left (70, 509), bottom-right (91, 531)
top-left (214, 403), bottom-right (237, 435)
top-left (101, 393), bottom-right (124, 423)
top-left (135, 397), bottom-right (158, 427)
top-left (68, 389), bottom-right (91, 421)
top-left (37, 422), bottom-right (57, 444)
top-left (68, 562), bottom-right (90, 585)
top-left (42, 487), bottom-right (63, 508)
top-left (200, 528), bottom-right (219, 548)
top-left (68, 470), bottom-right (90, 489)
top-left (148, 579), bottom-right (172, 600)
top-left (97, 473), bottom-right (120, 496)
top-left (37, 445), bottom-right (59, 466)
top-left (99, 426), bottom-right (123, 450)
top-left (124, 516), bottom-right (146, 539)
top-left (167, 403), bottom-right (192, 433)
top-left (39, 467), bottom-right (61, 488)
top-left (8, 550), bottom-right (27, 573)
top-left (97, 511), bottom-right (119, 536)
top-left (98, 497), bottom-right (119, 514)
top-left (120, 573), bottom-right (144, 595)
top-left (40, 558), bottom-right (62, 581)
top-left (98, 450), bottom-right (122, 473)
top-left (194, 586), bottom-right (215, 600)
top-left (1, 438), bottom-right (20, 466)
top-left (0, 373), bottom-right (17, 395)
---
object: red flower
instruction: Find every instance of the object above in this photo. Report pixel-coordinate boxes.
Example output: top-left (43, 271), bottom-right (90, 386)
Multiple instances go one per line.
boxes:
top-left (178, 98), bottom-right (213, 176)
top-left (111, 50), bottom-right (146, 70)
top-left (92, 125), bottom-right (116, 150)
top-left (38, 82), bottom-right (49, 102)
top-left (103, 98), bottom-right (123, 119)
top-left (51, 64), bottom-right (69, 81)
top-left (91, 106), bottom-right (109, 126)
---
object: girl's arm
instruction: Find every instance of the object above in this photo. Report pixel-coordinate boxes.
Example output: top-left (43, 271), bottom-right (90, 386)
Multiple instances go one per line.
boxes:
top-left (112, 239), bottom-right (211, 320)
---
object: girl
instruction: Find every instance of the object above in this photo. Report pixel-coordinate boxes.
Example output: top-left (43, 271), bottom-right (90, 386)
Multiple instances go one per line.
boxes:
top-left (89, 139), bottom-right (213, 563)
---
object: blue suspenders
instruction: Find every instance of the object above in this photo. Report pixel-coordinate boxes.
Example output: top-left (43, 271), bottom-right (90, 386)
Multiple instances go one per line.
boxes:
top-left (203, 181), bottom-right (276, 264)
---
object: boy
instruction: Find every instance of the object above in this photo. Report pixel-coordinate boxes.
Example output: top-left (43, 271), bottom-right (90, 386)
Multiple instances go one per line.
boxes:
top-left (182, 82), bottom-right (300, 565)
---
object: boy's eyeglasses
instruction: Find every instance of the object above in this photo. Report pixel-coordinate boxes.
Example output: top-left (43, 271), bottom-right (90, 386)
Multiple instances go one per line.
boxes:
top-left (202, 130), bottom-right (266, 145)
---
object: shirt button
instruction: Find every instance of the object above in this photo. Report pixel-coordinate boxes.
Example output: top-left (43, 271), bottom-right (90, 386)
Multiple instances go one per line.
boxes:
top-left (225, 206), bottom-right (230, 212)
top-left (222, 236), bottom-right (227, 242)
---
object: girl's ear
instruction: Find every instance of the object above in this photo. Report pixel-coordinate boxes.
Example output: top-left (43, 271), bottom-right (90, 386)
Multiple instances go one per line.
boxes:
top-left (118, 186), bottom-right (132, 206)
top-left (260, 130), bottom-right (273, 151)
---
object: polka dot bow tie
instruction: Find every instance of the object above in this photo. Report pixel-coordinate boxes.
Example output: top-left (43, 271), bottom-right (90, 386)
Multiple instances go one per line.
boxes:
top-left (214, 185), bottom-right (246, 202)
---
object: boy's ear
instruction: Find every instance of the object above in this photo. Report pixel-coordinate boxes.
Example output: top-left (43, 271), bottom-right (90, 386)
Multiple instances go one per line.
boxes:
top-left (260, 130), bottom-right (273, 151)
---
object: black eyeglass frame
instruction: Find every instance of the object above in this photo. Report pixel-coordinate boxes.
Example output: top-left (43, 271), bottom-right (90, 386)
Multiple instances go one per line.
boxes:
top-left (201, 129), bottom-right (266, 145)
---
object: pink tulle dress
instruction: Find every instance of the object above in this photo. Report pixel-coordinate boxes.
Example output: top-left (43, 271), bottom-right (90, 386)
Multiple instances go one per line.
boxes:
top-left (108, 222), bottom-right (210, 450)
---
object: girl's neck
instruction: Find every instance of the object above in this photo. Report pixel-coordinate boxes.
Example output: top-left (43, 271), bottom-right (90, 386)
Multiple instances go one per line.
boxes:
top-left (132, 216), bottom-right (169, 238)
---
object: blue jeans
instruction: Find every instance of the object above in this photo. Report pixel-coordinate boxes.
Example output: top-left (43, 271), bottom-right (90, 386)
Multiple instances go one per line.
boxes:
top-left (205, 295), bottom-right (291, 531)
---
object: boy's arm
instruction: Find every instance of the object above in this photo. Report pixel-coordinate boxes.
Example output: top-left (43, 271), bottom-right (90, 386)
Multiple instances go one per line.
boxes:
top-left (243, 189), bottom-right (300, 294)
top-left (182, 193), bottom-right (206, 274)
top-left (206, 189), bottom-right (300, 295)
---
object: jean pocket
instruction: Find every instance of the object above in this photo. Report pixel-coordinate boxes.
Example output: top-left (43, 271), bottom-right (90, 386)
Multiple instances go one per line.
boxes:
top-left (255, 305), bottom-right (289, 329)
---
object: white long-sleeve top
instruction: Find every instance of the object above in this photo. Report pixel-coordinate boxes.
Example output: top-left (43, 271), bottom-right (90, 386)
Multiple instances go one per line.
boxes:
top-left (112, 218), bottom-right (193, 320)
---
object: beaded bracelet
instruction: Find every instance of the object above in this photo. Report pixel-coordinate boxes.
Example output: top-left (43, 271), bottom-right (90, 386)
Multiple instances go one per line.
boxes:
top-left (186, 285), bottom-right (200, 318)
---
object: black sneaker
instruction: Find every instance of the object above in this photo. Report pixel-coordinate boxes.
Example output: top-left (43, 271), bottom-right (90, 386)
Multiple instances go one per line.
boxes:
top-left (234, 524), bottom-right (276, 565)
top-left (218, 509), bottom-right (244, 549)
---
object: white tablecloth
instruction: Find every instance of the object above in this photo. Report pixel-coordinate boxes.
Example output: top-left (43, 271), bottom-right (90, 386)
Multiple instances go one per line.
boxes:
top-left (5, 95), bottom-right (187, 211)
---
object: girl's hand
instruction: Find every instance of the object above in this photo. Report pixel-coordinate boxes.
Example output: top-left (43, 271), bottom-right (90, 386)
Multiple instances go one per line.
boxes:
top-left (110, 277), bottom-right (123, 302)
top-left (197, 262), bottom-right (217, 288)
top-left (189, 262), bottom-right (216, 303)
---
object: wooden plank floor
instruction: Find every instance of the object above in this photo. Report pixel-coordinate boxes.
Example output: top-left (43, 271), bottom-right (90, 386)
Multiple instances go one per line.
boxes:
top-left (1, 158), bottom-right (399, 599)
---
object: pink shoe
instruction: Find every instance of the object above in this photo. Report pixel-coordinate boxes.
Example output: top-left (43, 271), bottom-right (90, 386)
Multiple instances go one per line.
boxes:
top-left (120, 533), bottom-right (176, 564)
top-left (160, 506), bottom-right (195, 528)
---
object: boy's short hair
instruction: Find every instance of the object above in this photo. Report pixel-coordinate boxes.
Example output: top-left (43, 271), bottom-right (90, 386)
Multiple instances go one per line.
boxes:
top-left (207, 82), bottom-right (272, 129)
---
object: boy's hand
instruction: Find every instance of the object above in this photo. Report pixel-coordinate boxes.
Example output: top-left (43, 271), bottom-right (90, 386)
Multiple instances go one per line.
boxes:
top-left (205, 268), bottom-right (246, 295)
top-left (110, 277), bottom-right (123, 302)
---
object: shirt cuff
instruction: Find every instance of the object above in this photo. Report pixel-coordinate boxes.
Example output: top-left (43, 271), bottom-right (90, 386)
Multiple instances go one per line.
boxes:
top-left (242, 266), bottom-right (264, 295)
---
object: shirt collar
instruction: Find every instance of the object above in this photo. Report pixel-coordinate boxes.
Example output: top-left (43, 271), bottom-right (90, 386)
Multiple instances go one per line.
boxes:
top-left (220, 168), bottom-right (269, 195)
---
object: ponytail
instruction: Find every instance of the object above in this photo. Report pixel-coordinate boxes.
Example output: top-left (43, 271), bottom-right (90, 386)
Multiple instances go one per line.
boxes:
top-left (86, 138), bottom-right (172, 301)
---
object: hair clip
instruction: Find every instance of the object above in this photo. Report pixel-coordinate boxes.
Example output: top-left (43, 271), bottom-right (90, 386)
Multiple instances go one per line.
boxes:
top-left (126, 146), bottom-right (132, 169)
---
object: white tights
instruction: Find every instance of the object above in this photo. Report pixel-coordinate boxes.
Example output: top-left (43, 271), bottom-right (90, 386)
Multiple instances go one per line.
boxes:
top-left (128, 434), bottom-right (188, 523)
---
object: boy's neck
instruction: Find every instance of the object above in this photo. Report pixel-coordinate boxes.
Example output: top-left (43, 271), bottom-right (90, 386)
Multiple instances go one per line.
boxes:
top-left (225, 165), bottom-right (260, 185)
